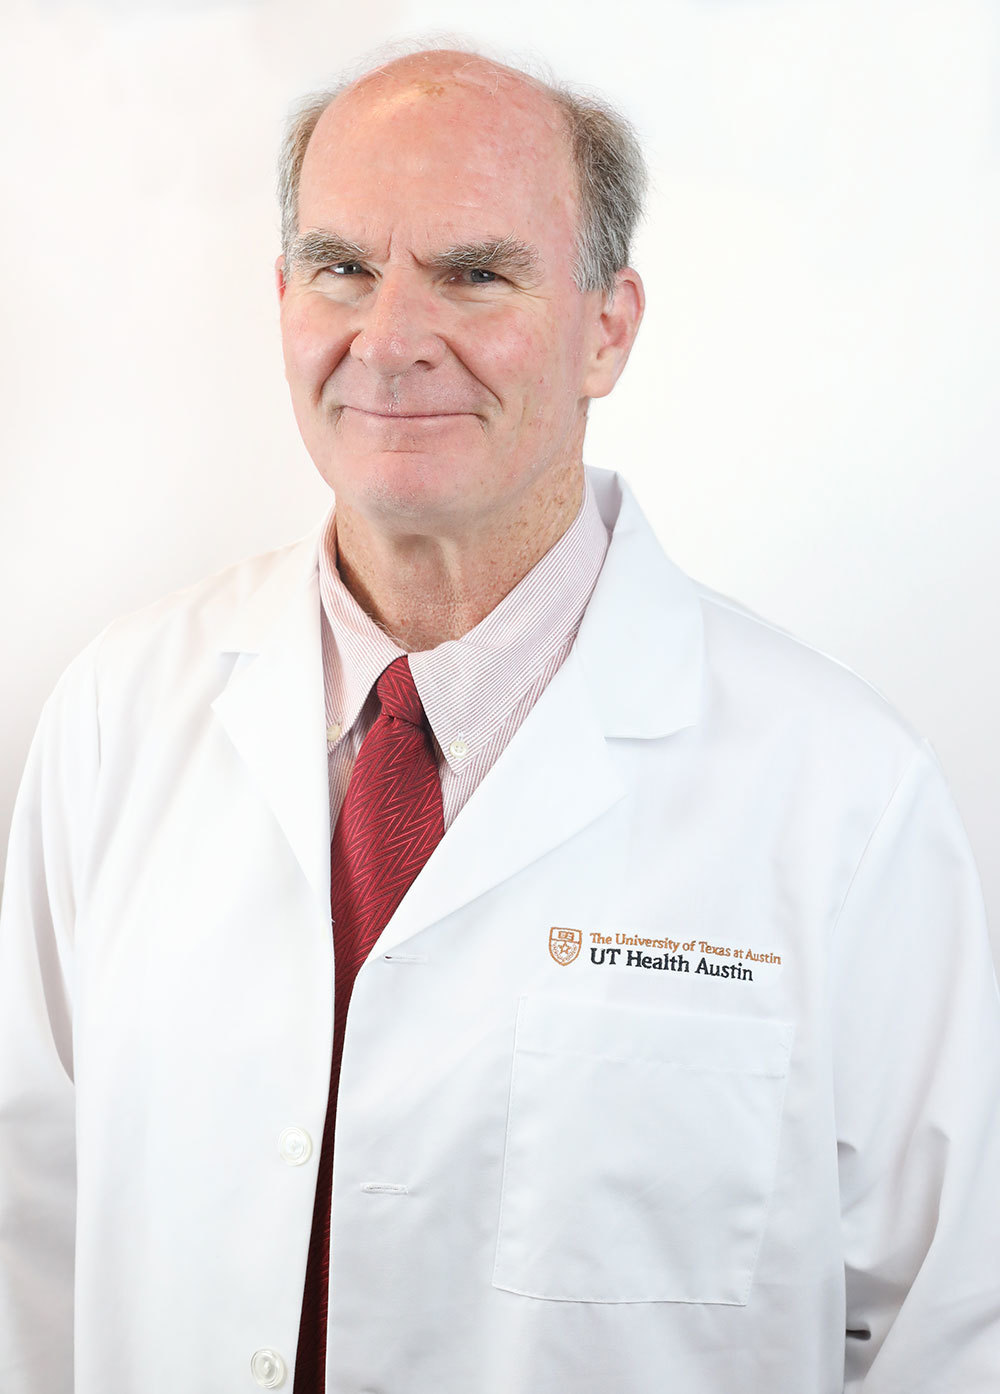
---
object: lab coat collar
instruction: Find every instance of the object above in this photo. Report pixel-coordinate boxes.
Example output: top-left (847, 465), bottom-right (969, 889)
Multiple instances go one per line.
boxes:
top-left (211, 527), bottom-right (331, 916)
top-left (213, 527), bottom-right (326, 658)
top-left (579, 467), bottom-right (704, 740)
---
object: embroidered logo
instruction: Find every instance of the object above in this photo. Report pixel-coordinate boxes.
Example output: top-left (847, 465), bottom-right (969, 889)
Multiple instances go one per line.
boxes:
top-left (548, 926), bottom-right (582, 966)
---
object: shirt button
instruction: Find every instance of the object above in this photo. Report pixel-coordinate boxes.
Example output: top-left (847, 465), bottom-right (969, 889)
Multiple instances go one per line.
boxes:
top-left (277, 1127), bottom-right (313, 1166)
top-left (250, 1348), bottom-right (287, 1388)
top-left (327, 722), bottom-right (342, 743)
top-left (449, 737), bottom-right (469, 759)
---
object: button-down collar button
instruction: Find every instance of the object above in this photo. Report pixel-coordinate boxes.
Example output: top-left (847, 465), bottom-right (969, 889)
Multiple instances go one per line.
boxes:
top-left (277, 1127), bottom-right (312, 1166)
top-left (250, 1348), bottom-right (287, 1388)
top-left (327, 722), bottom-right (342, 743)
top-left (449, 737), bottom-right (469, 760)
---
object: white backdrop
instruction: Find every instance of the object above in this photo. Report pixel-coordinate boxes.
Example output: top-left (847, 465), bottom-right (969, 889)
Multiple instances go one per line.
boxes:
top-left (3, 0), bottom-right (998, 964)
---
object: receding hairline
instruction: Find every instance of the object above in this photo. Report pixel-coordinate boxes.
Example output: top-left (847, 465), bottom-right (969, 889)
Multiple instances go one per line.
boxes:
top-left (305, 50), bottom-right (574, 164)
top-left (330, 48), bottom-right (559, 106)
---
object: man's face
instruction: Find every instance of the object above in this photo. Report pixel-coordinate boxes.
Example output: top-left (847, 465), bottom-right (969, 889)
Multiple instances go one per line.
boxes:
top-left (277, 60), bottom-right (620, 537)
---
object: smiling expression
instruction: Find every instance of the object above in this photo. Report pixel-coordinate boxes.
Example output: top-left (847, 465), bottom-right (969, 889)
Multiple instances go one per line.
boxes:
top-left (277, 56), bottom-right (623, 539)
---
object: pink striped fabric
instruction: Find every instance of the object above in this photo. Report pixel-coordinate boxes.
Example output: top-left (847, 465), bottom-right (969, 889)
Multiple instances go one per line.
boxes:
top-left (318, 478), bottom-right (610, 831)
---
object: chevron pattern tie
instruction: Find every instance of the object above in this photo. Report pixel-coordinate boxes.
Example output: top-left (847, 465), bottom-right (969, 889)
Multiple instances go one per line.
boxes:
top-left (294, 655), bottom-right (445, 1392)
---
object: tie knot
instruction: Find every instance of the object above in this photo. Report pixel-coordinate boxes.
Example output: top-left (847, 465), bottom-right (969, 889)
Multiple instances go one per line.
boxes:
top-left (376, 655), bottom-right (425, 727)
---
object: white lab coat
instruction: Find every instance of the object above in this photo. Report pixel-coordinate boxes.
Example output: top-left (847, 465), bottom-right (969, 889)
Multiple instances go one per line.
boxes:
top-left (1, 468), bottom-right (998, 1394)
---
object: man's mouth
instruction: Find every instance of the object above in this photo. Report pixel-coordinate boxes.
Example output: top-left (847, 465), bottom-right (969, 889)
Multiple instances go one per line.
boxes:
top-left (341, 406), bottom-right (473, 421)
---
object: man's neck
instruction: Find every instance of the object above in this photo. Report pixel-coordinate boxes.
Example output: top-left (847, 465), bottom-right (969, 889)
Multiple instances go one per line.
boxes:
top-left (333, 469), bottom-right (585, 652)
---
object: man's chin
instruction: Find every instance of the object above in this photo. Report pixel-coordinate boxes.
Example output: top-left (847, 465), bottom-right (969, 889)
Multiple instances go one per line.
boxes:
top-left (327, 452), bottom-right (495, 534)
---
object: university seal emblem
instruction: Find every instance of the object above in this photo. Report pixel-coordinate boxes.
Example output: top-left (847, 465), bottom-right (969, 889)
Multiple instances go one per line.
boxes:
top-left (548, 926), bottom-right (582, 966)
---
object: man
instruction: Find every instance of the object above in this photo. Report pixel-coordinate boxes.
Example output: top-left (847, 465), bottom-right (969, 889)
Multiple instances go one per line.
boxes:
top-left (1, 45), bottom-right (998, 1394)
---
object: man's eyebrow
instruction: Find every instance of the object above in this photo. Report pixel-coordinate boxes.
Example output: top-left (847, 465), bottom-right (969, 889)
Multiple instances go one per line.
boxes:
top-left (286, 230), bottom-right (370, 272)
top-left (428, 236), bottom-right (542, 281)
top-left (285, 229), bottom-right (544, 282)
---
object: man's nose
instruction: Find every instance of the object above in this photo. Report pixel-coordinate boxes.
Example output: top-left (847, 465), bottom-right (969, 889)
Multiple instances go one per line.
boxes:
top-left (349, 273), bottom-right (447, 375)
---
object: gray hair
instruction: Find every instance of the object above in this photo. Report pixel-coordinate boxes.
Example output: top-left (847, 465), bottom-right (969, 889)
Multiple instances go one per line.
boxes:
top-left (277, 43), bottom-right (647, 296)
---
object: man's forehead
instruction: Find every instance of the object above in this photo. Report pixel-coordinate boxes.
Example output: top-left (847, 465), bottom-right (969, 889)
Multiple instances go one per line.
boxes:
top-left (293, 50), bottom-right (581, 281)
top-left (297, 62), bottom-right (577, 247)
top-left (313, 51), bottom-right (568, 159)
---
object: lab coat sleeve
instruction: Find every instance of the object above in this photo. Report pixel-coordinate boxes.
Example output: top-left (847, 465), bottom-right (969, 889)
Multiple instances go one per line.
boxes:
top-left (831, 740), bottom-right (1000, 1392)
top-left (0, 642), bottom-right (103, 1393)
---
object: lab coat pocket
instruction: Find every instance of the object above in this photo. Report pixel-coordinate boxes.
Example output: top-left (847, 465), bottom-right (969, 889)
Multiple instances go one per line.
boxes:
top-left (493, 996), bottom-right (793, 1304)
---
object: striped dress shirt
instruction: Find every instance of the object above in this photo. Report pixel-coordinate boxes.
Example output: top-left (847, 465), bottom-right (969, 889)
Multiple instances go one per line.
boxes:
top-left (318, 478), bottom-right (610, 833)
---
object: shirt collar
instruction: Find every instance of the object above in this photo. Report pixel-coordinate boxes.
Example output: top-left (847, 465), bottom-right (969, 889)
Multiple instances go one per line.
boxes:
top-left (317, 516), bottom-right (403, 746)
top-left (317, 478), bottom-right (609, 766)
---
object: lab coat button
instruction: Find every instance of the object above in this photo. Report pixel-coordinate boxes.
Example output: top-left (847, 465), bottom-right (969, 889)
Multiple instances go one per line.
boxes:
top-left (250, 1348), bottom-right (286, 1388)
top-left (277, 1127), bottom-right (312, 1166)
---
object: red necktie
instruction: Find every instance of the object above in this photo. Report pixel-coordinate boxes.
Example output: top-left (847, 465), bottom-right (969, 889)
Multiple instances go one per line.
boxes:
top-left (294, 655), bottom-right (445, 1392)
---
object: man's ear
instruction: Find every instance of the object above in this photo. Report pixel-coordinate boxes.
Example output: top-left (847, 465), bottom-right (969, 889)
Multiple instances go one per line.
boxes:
top-left (581, 268), bottom-right (645, 400)
top-left (275, 255), bottom-right (287, 300)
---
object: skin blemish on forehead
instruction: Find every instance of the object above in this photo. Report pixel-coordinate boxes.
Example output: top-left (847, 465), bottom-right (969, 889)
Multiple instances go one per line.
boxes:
top-left (362, 55), bottom-right (525, 106)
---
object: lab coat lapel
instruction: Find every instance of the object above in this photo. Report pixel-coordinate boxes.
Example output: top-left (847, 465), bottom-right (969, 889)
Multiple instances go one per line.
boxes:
top-left (378, 644), bottom-right (623, 953)
top-left (210, 532), bottom-right (331, 916)
top-left (379, 470), bottom-right (706, 952)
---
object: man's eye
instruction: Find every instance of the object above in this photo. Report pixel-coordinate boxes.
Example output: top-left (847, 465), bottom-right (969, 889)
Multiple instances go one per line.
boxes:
top-left (466, 268), bottom-right (498, 284)
top-left (329, 261), bottom-right (366, 276)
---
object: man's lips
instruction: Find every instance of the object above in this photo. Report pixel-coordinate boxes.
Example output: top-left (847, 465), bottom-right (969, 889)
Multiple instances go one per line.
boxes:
top-left (339, 406), bottom-right (475, 420)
